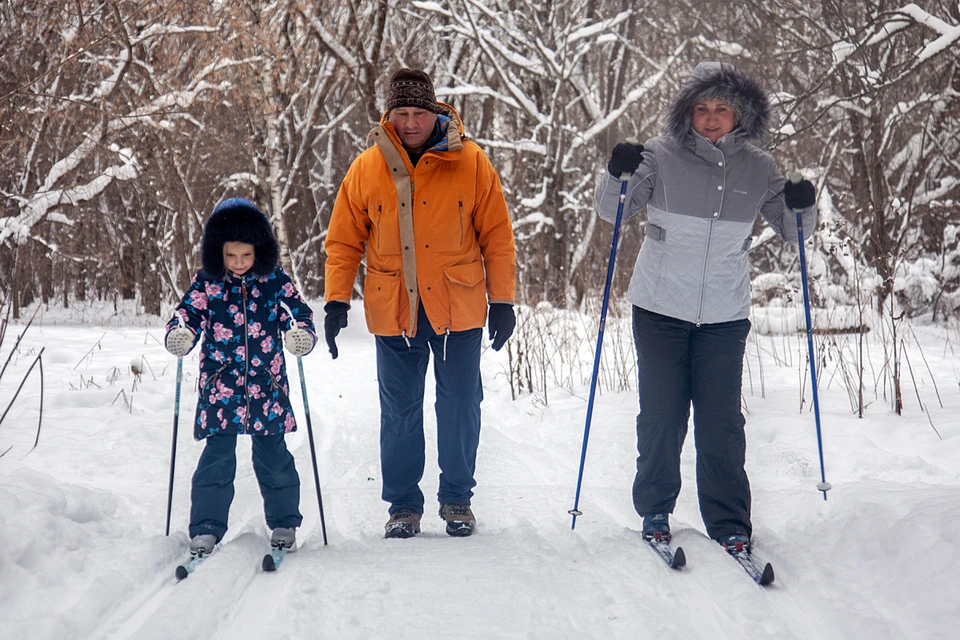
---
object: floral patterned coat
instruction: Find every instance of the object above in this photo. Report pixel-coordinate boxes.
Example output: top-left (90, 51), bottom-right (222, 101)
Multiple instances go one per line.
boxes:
top-left (166, 267), bottom-right (316, 440)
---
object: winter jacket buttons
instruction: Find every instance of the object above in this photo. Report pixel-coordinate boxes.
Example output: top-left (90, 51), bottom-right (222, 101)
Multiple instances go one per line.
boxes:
top-left (713, 212), bottom-right (719, 217)
top-left (717, 185), bottom-right (723, 190)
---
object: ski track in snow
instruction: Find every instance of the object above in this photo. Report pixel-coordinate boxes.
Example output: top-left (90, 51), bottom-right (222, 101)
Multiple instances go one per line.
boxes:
top-left (2, 317), bottom-right (960, 639)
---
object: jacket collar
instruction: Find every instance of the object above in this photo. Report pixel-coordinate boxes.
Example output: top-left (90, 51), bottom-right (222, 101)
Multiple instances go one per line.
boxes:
top-left (375, 102), bottom-right (465, 156)
top-left (687, 128), bottom-right (746, 160)
top-left (225, 270), bottom-right (262, 286)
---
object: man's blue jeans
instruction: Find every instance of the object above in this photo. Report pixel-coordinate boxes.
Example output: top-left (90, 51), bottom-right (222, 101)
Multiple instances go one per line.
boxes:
top-left (376, 304), bottom-right (483, 515)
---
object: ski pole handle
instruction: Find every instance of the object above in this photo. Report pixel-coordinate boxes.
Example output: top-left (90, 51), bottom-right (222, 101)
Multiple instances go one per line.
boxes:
top-left (620, 137), bottom-right (641, 181)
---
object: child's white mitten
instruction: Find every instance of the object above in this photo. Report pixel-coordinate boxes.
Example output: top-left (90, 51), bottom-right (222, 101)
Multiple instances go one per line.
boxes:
top-left (285, 327), bottom-right (315, 356)
top-left (165, 327), bottom-right (196, 357)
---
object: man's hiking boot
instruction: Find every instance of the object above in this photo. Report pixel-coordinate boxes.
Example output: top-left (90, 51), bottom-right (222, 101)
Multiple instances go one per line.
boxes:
top-left (717, 533), bottom-right (750, 552)
top-left (384, 509), bottom-right (422, 539)
top-left (271, 527), bottom-right (297, 551)
top-left (189, 534), bottom-right (218, 557)
top-left (439, 503), bottom-right (476, 537)
top-left (641, 513), bottom-right (671, 542)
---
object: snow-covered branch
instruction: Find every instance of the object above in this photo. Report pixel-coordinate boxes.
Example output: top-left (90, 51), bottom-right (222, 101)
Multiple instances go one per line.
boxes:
top-left (1, 147), bottom-right (140, 245)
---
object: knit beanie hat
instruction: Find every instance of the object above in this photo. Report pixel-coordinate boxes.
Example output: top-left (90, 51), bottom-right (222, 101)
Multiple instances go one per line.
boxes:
top-left (385, 68), bottom-right (441, 113)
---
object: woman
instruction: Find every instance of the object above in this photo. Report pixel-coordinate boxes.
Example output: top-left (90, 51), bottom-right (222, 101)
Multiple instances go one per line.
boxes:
top-left (594, 61), bottom-right (817, 549)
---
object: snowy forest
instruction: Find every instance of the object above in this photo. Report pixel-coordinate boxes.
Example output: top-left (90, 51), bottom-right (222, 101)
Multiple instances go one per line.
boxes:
top-left (4, 6), bottom-right (960, 637)
top-left (2, 0), bottom-right (959, 321)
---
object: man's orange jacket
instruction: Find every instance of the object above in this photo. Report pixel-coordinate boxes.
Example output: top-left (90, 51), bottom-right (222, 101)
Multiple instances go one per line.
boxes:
top-left (324, 105), bottom-right (516, 337)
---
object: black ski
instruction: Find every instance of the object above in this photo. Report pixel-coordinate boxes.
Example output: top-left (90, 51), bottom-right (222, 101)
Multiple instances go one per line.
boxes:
top-left (644, 532), bottom-right (686, 569)
top-left (724, 541), bottom-right (774, 585)
top-left (175, 551), bottom-right (213, 580)
top-left (261, 546), bottom-right (288, 572)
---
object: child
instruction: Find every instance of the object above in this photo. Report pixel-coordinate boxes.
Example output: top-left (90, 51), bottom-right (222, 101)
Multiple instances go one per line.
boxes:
top-left (164, 198), bottom-right (317, 556)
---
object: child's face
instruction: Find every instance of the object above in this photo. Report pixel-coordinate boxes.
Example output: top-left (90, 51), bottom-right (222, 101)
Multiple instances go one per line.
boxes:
top-left (223, 241), bottom-right (255, 276)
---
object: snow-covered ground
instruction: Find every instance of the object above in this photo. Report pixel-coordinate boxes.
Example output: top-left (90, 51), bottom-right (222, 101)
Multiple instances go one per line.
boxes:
top-left (1, 301), bottom-right (958, 640)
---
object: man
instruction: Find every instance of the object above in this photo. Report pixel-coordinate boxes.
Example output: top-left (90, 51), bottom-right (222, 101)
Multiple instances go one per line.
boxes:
top-left (324, 68), bottom-right (517, 539)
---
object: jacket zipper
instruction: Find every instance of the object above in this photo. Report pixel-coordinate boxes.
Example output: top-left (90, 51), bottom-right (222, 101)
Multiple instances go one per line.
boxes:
top-left (241, 279), bottom-right (251, 434)
top-left (696, 221), bottom-right (714, 326)
top-left (376, 202), bottom-right (382, 250)
top-left (696, 148), bottom-right (727, 326)
top-left (206, 362), bottom-right (231, 390)
top-left (458, 197), bottom-right (464, 244)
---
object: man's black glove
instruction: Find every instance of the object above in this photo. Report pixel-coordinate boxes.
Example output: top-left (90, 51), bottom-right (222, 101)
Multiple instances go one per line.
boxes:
top-left (488, 303), bottom-right (516, 352)
top-left (783, 179), bottom-right (816, 210)
top-left (608, 142), bottom-right (645, 178)
top-left (324, 301), bottom-right (349, 359)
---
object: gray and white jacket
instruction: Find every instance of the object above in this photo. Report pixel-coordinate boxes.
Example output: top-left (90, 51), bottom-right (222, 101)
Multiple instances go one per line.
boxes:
top-left (595, 63), bottom-right (817, 325)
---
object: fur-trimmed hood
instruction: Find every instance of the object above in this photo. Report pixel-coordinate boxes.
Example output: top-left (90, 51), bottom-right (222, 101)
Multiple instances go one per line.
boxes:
top-left (665, 62), bottom-right (770, 146)
top-left (201, 198), bottom-right (280, 279)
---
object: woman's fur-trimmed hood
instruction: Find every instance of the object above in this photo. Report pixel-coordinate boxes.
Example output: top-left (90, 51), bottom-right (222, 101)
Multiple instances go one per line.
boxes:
top-left (201, 198), bottom-right (279, 279)
top-left (665, 62), bottom-right (770, 145)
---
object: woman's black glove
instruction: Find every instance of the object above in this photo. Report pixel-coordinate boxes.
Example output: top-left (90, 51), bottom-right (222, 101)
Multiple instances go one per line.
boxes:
top-left (783, 179), bottom-right (816, 210)
top-left (608, 142), bottom-right (645, 178)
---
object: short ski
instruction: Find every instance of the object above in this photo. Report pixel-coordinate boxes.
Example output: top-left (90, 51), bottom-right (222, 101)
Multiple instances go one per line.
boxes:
top-left (724, 542), bottom-right (774, 585)
top-left (175, 553), bottom-right (211, 580)
top-left (261, 546), bottom-right (288, 572)
top-left (644, 533), bottom-right (686, 570)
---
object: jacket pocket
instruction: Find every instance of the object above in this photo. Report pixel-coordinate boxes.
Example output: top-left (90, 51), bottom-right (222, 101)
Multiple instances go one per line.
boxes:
top-left (372, 200), bottom-right (402, 256)
top-left (443, 261), bottom-right (487, 330)
top-left (645, 222), bottom-right (666, 242)
top-left (363, 267), bottom-right (402, 335)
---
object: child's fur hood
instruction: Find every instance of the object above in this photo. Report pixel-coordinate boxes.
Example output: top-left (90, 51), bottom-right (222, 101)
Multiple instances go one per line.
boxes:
top-left (201, 198), bottom-right (279, 279)
top-left (665, 62), bottom-right (770, 145)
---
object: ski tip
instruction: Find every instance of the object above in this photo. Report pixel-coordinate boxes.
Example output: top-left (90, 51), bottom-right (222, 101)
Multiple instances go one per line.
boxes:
top-left (175, 565), bottom-right (189, 581)
top-left (672, 546), bottom-right (686, 569)
top-left (759, 562), bottom-right (775, 586)
top-left (262, 554), bottom-right (277, 572)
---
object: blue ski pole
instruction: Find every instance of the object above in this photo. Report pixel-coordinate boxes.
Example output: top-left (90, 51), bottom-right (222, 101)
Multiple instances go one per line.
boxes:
top-left (281, 301), bottom-right (328, 545)
top-left (165, 356), bottom-right (183, 536)
top-left (788, 172), bottom-right (831, 501)
top-left (569, 164), bottom-right (632, 529)
top-left (296, 355), bottom-right (329, 545)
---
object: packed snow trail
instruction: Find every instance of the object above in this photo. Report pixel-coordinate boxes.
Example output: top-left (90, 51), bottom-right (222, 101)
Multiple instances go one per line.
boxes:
top-left (2, 317), bottom-right (960, 638)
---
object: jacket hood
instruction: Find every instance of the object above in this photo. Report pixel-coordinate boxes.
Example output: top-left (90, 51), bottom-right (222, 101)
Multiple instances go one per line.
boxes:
top-left (665, 62), bottom-right (770, 145)
top-left (374, 102), bottom-right (466, 157)
top-left (380, 102), bottom-right (465, 135)
top-left (201, 198), bottom-right (279, 279)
